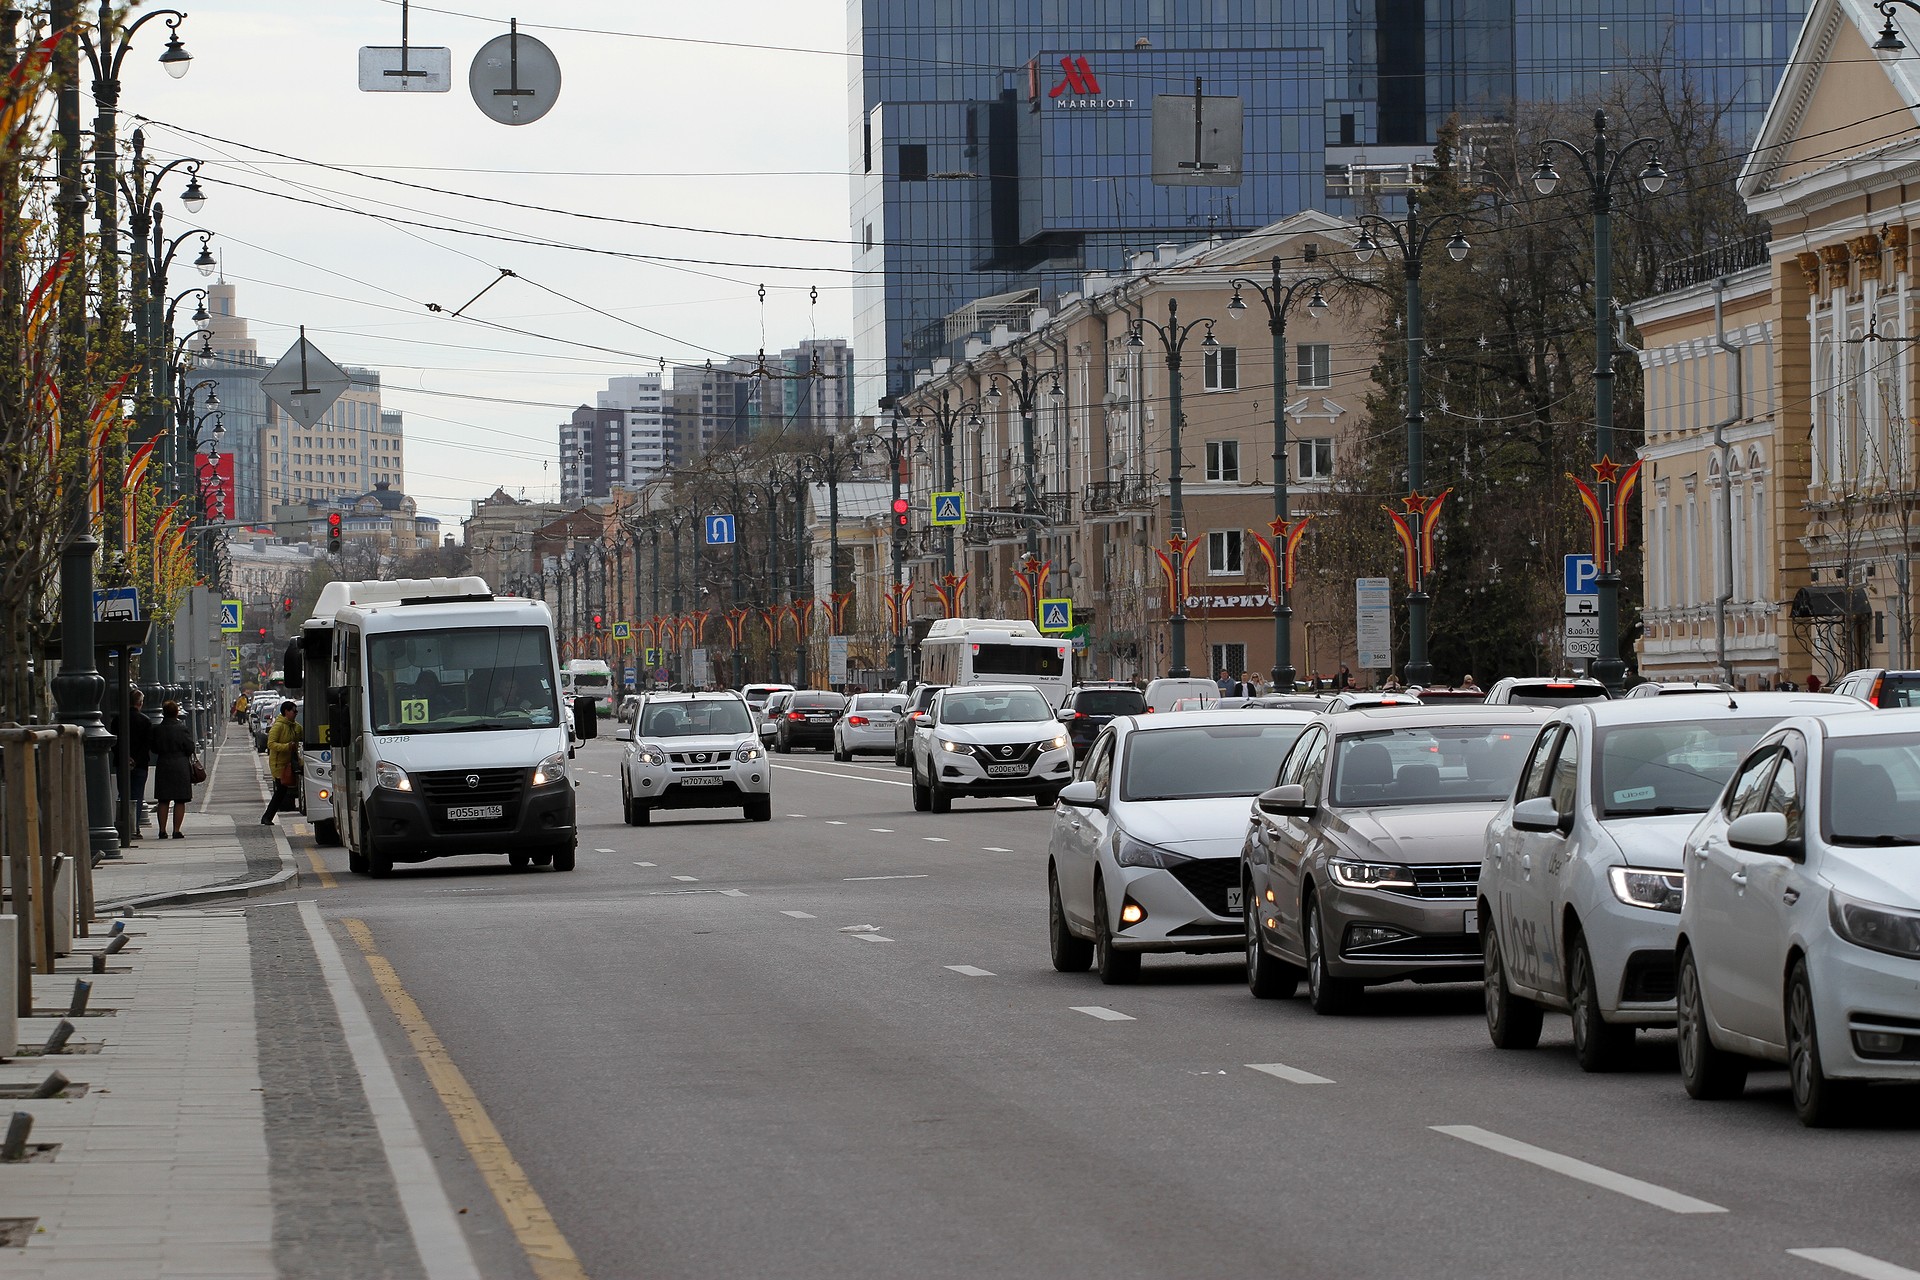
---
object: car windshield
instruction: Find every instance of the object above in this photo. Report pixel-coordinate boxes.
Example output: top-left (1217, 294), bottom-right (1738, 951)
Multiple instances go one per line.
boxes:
top-left (1121, 723), bottom-right (1309, 801)
top-left (975, 643), bottom-right (1065, 677)
top-left (642, 700), bottom-right (755, 737)
top-left (1825, 737), bottom-right (1920, 846)
top-left (851, 694), bottom-right (906, 713)
top-left (1074, 689), bottom-right (1146, 715)
top-left (942, 689), bottom-right (1052, 724)
top-left (1331, 725), bottom-right (1535, 806)
top-left (366, 627), bottom-right (558, 733)
top-left (1597, 719), bottom-right (1779, 816)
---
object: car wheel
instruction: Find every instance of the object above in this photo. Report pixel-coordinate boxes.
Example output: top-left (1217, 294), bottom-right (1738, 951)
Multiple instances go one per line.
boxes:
top-left (894, 742), bottom-right (907, 767)
top-left (834, 741), bottom-right (851, 762)
top-left (1034, 787), bottom-right (1061, 808)
top-left (1094, 881), bottom-right (1140, 985)
top-left (314, 817), bottom-right (340, 847)
top-left (1246, 882), bottom-right (1301, 999)
top-left (745, 795), bottom-right (772, 822)
top-left (347, 842), bottom-right (368, 875)
top-left (1048, 864), bottom-right (1092, 973)
top-left (509, 852), bottom-right (531, 869)
top-left (1303, 892), bottom-right (1359, 1015)
top-left (1788, 959), bottom-right (1855, 1127)
top-left (552, 843), bottom-right (576, 872)
top-left (631, 800), bottom-right (651, 826)
top-left (1483, 918), bottom-right (1544, 1050)
top-left (929, 773), bottom-right (952, 814)
top-left (1677, 946), bottom-right (1748, 1100)
top-left (911, 761), bottom-right (931, 812)
top-left (1569, 928), bottom-right (1634, 1072)
top-left (775, 733), bottom-right (790, 753)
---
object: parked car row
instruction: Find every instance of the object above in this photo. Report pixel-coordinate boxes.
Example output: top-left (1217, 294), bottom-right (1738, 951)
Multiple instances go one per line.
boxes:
top-left (1043, 692), bottom-right (1920, 1127)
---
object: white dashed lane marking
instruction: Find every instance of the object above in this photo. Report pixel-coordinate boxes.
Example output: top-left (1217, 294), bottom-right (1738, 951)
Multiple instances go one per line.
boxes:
top-left (1247, 1062), bottom-right (1334, 1086)
top-left (634, 861), bottom-right (656, 867)
top-left (869, 828), bottom-right (894, 833)
top-left (825, 820), bottom-right (848, 826)
top-left (844, 874), bottom-right (928, 881)
top-left (922, 837), bottom-right (948, 842)
top-left (852, 933), bottom-right (894, 943)
top-left (1070, 1006), bottom-right (1134, 1022)
top-left (1431, 1125), bottom-right (1725, 1215)
top-left (594, 848), bottom-right (617, 853)
top-left (780, 910), bottom-right (816, 919)
top-left (1789, 1248), bottom-right (1920, 1279)
top-left (982, 847), bottom-right (1012, 853)
top-left (945, 965), bottom-right (994, 977)
top-left (671, 875), bottom-right (699, 882)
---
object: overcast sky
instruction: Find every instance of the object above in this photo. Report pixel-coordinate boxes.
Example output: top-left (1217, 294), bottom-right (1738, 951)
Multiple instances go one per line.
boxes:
top-left (112, 0), bottom-right (852, 526)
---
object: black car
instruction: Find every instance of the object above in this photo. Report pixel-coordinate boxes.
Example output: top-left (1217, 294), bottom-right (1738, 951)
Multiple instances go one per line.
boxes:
top-left (773, 691), bottom-right (847, 752)
top-left (894, 684), bottom-right (944, 765)
top-left (1056, 683), bottom-right (1146, 753)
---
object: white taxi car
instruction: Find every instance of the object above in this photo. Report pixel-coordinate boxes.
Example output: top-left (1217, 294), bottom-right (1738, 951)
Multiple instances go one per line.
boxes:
top-left (620, 691), bottom-right (772, 824)
top-left (1677, 709), bottom-right (1920, 1125)
top-left (1479, 693), bottom-right (1858, 1070)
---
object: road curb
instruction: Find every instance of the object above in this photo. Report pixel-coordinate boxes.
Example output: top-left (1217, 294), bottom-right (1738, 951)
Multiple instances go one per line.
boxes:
top-left (97, 831), bottom-right (303, 914)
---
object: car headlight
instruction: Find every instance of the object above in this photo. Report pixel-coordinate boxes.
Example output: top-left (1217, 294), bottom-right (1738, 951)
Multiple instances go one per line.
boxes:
top-left (1608, 865), bottom-right (1684, 913)
top-left (1328, 859), bottom-right (1416, 890)
top-left (735, 744), bottom-right (763, 762)
top-left (1048, 733), bottom-right (1069, 751)
top-left (634, 745), bottom-right (668, 766)
top-left (940, 738), bottom-right (970, 753)
top-left (1114, 834), bottom-right (1190, 869)
top-left (373, 760), bottom-right (411, 792)
top-left (532, 751), bottom-right (568, 787)
top-left (1829, 890), bottom-right (1920, 959)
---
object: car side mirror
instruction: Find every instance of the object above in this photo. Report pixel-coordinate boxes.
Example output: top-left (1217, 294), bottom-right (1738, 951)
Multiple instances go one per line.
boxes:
top-left (1727, 811), bottom-right (1797, 857)
top-left (615, 722), bottom-right (633, 741)
top-left (1058, 779), bottom-right (1104, 811)
top-left (573, 696), bottom-right (598, 739)
top-left (1256, 783), bottom-right (1315, 817)
top-left (1512, 795), bottom-right (1573, 835)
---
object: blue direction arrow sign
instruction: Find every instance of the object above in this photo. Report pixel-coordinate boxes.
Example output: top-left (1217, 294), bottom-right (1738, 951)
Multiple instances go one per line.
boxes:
top-left (1039, 598), bottom-right (1073, 633)
top-left (930, 491), bottom-right (965, 526)
top-left (705, 514), bottom-right (736, 545)
top-left (219, 599), bottom-right (244, 633)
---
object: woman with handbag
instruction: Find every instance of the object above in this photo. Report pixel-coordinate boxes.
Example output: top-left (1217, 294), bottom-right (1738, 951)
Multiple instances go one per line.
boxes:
top-left (260, 702), bottom-right (302, 825)
top-left (152, 699), bottom-right (200, 839)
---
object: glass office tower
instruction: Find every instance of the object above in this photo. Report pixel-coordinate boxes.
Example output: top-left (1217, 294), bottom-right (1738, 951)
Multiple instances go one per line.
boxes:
top-left (850, 0), bottom-right (1808, 410)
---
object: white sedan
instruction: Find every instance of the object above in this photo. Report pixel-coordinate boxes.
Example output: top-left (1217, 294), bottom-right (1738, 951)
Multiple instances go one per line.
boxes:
top-left (1049, 709), bottom-right (1317, 983)
top-left (1677, 709), bottom-right (1920, 1125)
top-left (834, 693), bottom-right (906, 761)
top-left (1479, 693), bottom-right (1858, 1070)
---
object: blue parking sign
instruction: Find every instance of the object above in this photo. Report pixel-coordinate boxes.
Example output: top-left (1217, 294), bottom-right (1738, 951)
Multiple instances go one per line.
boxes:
top-left (705, 514), bottom-right (736, 545)
top-left (1563, 554), bottom-right (1597, 595)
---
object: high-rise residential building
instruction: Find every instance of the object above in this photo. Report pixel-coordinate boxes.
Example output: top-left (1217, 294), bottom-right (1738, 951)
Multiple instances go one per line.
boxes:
top-left (849, 0), bottom-right (1808, 410)
top-left (559, 404), bottom-right (627, 503)
top-left (779, 339), bottom-right (856, 430)
top-left (664, 363), bottom-right (756, 462)
top-left (599, 374), bottom-right (673, 486)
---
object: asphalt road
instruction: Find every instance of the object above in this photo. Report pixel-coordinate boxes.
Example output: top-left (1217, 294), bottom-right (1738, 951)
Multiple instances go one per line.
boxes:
top-left (305, 735), bottom-right (1920, 1280)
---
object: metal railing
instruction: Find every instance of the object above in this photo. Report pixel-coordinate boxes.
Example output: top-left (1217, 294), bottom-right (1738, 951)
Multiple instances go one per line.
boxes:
top-left (1652, 233), bottom-right (1770, 294)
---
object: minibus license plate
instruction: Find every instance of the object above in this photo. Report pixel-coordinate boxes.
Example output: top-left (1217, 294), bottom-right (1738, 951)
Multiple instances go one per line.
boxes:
top-left (446, 804), bottom-right (503, 821)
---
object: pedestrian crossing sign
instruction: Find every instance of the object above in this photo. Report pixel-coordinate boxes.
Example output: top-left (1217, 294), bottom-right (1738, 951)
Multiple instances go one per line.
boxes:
top-left (643, 646), bottom-right (661, 667)
top-left (612, 621), bottom-right (630, 640)
top-left (219, 599), bottom-right (243, 633)
top-left (1039, 598), bottom-right (1073, 633)
top-left (930, 491), bottom-right (965, 526)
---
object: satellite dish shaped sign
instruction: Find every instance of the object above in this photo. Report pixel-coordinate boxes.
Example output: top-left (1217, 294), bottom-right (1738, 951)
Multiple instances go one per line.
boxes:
top-left (470, 21), bottom-right (561, 126)
top-left (261, 328), bottom-right (351, 429)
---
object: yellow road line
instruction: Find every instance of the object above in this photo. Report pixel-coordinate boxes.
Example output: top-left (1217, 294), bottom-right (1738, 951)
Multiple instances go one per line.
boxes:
top-left (341, 917), bottom-right (589, 1280)
top-left (304, 849), bottom-right (337, 889)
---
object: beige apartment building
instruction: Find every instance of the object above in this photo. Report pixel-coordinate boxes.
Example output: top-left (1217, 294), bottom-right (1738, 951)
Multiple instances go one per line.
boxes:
top-left (894, 211), bottom-right (1379, 683)
top-left (1632, 0), bottom-right (1920, 686)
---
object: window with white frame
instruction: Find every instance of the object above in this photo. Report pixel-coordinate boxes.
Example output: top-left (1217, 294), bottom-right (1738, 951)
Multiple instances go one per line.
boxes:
top-left (1295, 343), bottom-right (1331, 388)
top-left (1203, 346), bottom-right (1238, 391)
top-left (1205, 439), bottom-right (1240, 482)
top-left (1207, 529), bottom-right (1244, 575)
top-left (1294, 437), bottom-right (1334, 480)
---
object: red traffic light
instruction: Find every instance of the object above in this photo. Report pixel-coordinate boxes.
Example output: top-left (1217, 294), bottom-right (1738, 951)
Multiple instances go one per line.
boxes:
top-left (592, 613), bottom-right (604, 631)
top-left (891, 498), bottom-right (909, 515)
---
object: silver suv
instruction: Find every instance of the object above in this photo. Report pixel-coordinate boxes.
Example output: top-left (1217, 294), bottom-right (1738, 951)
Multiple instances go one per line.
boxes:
top-left (911, 684), bottom-right (1073, 812)
top-left (621, 692), bottom-right (772, 825)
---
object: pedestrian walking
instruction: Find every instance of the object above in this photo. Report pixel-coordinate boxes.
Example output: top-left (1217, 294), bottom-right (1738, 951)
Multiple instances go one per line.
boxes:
top-left (110, 688), bottom-right (154, 838)
top-left (260, 702), bottom-right (302, 825)
top-left (1460, 674), bottom-right (1482, 693)
top-left (1333, 664), bottom-right (1354, 691)
top-left (151, 700), bottom-right (201, 839)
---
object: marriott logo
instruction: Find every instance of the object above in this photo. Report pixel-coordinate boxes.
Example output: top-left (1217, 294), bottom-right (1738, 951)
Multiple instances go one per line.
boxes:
top-left (1048, 55), bottom-right (1099, 98)
top-left (1032, 54), bottom-right (1134, 110)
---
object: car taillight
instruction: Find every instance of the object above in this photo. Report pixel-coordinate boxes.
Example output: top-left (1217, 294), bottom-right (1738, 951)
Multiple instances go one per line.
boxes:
top-left (1870, 677), bottom-right (1883, 707)
top-left (787, 711), bottom-right (804, 720)
top-left (848, 715), bottom-right (869, 726)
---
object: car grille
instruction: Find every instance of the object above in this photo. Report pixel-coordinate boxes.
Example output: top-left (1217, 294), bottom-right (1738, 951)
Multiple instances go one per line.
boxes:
top-left (669, 750), bottom-right (733, 769)
top-left (1166, 859), bottom-right (1238, 917)
top-left (1342, 931), bottom-right (1482, 961)
top-left (1386, 863), bottom-right (1479, 900)
top-left (1621, 950), bottom-right (1677, 1003)
top-left (415, 767), bottom-right (524, 833)
top-left (967, 740), bottom-right (1053, 767)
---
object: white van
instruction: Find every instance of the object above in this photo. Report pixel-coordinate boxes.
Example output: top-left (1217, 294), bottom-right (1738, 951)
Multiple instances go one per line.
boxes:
top-left (284, 576), bottom-right (491, 845)
top-left (1143, 677), bottom-right (1219, 713)
top-left (917, 617), bottom-right (1073, 708)
top-left (327, 590), bottom-right (595, 876)
top-left (565, 659), bottom-right (615, 716)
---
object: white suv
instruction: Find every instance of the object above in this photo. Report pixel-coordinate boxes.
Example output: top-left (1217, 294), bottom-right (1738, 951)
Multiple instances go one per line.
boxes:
top-left (621, 691), bottom-right (772, 825)
top-left (911, 684), bottom-right (1073, 812)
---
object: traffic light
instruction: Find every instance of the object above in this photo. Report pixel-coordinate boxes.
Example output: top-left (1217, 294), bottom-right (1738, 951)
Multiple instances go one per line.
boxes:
top-left (257, 627), bottom-right (266, 638)
top-left (592, 612), bottom-right (604, 632)
top-left (282, 597), bottom-right (293, 620)
top-left (892, 496), bottom-right (909, 529)
top-left (326, 511), bottom-right (342, 553)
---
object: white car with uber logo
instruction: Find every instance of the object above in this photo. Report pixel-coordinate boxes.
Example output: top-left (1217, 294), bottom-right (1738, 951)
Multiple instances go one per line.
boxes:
top-left (620, 691), bottom-right (772, 825)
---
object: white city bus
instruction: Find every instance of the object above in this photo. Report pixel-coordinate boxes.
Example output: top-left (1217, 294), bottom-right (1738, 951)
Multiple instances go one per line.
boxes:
top-left (917, 618), bottom-right (1073, 708)
top-left (284, 576), bottom-right (490, 845)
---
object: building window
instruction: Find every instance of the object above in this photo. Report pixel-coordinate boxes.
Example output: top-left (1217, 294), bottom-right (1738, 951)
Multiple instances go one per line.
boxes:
top-left (1203, 346), bottom-right (1238, 391)
top-left (1296, 343), bottom-right (1331, 388)
top-left (898, 143), bottom-right (928, 181)
top-left (1205, 440), bottom-right (1240, 482)
top-left (1295, 438), bottom-right (1334, 480)
top-left (1210, 642), bottom-right (1248, 679)
top-left (1207, 529), bottom-right (1244, 576)
top-left (863, 221), bottom-right (873, 252)
top-left (1302, 242), bottom-right (1318, 263)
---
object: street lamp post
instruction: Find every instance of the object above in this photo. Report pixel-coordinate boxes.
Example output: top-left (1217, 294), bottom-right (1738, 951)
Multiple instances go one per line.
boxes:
top-left (1533, 111), bottom-right (1668, 694)
top-left (918, 389), bottom-right (980, 578)
top-left (800, 432), bottom-right (866, 682)
top-left (864, 405), bottom-right (927, 686)
top-left (1228, 258), bottom-right (1329, 691)
top-left (1352, 191), bottom-right (1476, 688)
top-left (1129, 299), bottom-right (1219, 678)
top-left (985, 357), bottom-right (1064, 605)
